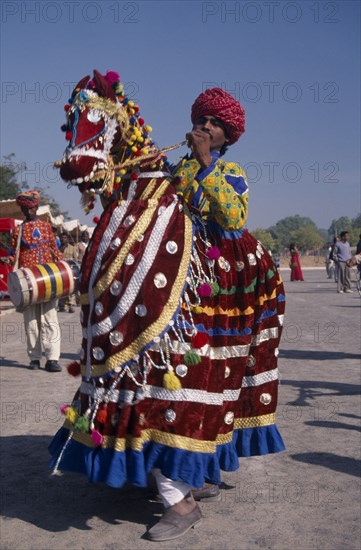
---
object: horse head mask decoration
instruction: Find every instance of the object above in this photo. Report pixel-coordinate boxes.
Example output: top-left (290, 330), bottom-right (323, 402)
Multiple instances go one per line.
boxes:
top-left (58, 70), bottom-right (161, 212)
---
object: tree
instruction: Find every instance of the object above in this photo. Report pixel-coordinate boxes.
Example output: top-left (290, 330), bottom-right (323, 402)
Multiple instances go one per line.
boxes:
top-left (0, 154), bottom-right (27, 200)
top-left (0, 155), bottom-right (68, 218)
top-left (290, 225), bottom-right (324, 252)
top-left (328, 216), bottom-right (352, 238)
top-left (269, 215), bottom-right (318, 249)
top-left (250, 228), bottom-right (275, 252)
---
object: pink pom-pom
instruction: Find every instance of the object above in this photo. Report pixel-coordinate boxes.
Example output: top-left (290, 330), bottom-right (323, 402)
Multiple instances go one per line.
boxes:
top-left (91, 429), bottom-right (103, 446)
top-left (207, 246), bottom-right (221, 260)
top-left (60, 404), bottom-right (69, 415)
top-left (105, 71), bottom-right (120, 85)
top-left (198, 283), bottom-right (212, 297)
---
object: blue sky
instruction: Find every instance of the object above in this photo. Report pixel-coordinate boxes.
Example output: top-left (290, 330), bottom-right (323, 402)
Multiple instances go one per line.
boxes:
top-left (1, 0), bottom-right (360, 230)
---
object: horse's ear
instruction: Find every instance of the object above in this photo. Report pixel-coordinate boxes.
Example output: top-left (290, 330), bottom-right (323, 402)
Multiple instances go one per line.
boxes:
top-left (93, 70), bottom-right (116, 101)
top-left (71, 75), bottom-right (90, 98)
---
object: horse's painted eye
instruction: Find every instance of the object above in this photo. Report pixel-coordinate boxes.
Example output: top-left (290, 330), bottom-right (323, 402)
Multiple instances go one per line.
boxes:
top-left (87, 110), bottom-right (101, 123)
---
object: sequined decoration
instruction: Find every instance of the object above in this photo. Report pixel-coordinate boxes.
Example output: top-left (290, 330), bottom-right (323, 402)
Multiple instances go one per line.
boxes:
top-left (236, 261), bottom-right (245, 271)
top-left (124, 215), bottom-right (135, 227)
top-left (95, 302), bottom-right (104, 316)
top-left (247, 355), bottom-right (256, 368)
top-left (260, 393), bottom-right (272, 405)
top-left (110, 280), bottom-right (122, 296)
top-left (109, 331), bottom-right (124, 346)
top-left (125, 254), bottom-right (135, 265)
top-left (110, 237), bottom-right (121, 250)
top-left (137, 235), bottom-right (144, 242)
top-left (165, 409), bottom-right (176, 422)
top-left (166, 241), bottom-right (178, 254)
top-left (224, 411), bottom-right (234, 424)
top-left (154, 272), bottom-right (167, 288)
top-left (218, 256), bottom-right (231, 272)
top-left (175, 364), bottom-right (188, 377)
top-left (247, 253), bottom-right (257, 266)
top-left (224, 366), bottom-right (230, 378)
top-left (93, 347), bottom-right (105, 361)
top-left (135, 304), bottom-right (147, 317)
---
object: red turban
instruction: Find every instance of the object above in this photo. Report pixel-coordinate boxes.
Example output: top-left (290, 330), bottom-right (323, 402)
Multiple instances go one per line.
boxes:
top-left (16, 190), bottom-right (40, 208)
top-left (191, 88), bottom-right (245, 144)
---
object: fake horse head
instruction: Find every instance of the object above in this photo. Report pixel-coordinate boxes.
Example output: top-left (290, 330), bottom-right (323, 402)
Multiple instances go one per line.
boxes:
top-left (58, 70), bottom-right (155, 212)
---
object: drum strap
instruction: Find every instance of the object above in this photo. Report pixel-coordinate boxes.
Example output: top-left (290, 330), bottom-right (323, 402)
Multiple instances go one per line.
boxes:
top-left (14, 225), bottom-right (23, 271)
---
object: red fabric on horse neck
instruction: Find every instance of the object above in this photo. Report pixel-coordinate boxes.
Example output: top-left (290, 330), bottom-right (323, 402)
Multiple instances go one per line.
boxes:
top-left (191, 88), bottom-right (245, 144)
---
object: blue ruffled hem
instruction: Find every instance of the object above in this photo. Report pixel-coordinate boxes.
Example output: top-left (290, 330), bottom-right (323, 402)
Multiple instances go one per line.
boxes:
top-left (49, 424), bottom-right (285, 489)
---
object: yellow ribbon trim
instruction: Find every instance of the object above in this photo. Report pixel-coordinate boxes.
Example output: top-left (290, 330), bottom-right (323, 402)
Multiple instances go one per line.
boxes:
top-left (63, 413), bottom-right (276, 452)
top-left (190, 305), bottom-right (254, 317)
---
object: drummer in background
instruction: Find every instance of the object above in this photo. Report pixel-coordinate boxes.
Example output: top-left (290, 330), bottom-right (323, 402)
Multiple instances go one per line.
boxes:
top-left (10, 191), bottom-right (63, 372)
top-left (58, 232), bottom-right (78, 313)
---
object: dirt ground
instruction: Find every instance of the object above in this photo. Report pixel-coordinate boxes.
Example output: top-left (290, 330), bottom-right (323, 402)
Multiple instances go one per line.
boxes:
top-left (0, 269), bottom-right (360, 550)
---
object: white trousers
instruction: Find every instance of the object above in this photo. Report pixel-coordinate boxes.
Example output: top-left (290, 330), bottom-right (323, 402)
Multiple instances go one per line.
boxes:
top-left (23, 299), bottom-right (61, 361)
top-left (152, 469), bottom-right (191, 508)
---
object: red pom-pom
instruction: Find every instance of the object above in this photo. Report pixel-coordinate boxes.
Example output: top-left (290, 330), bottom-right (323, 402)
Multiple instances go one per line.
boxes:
top-left (135, 150), bottom-right (141, 156)
top-left (113, 183), bottom-right (120, 190)
top-left (93, 216), bottom-right (100, 224)
top-left (207, 246), bottom-right (221, 260)
top-left (105, 71), bottom-right (120, 85)
top-left (131, 173), bottom-right (138, 180)
top-left (96, 408), bottom-right (108, 423)
top-left (134, 105), bottom-right (139, 113)
top-left (65, 131), bottom-right (73, 141)
top-left (67, 361), bottom-right (81, 376)
top-left (88, 203), bottom-right (94, 209)
top-left (198, 283), bottom-right (212, 297)
top-left (192, 332), bottom-right (209, 349)
top-left (138, 117), bottom-right (144, 126)
top-left (64, 104), bottom-right (70, 112)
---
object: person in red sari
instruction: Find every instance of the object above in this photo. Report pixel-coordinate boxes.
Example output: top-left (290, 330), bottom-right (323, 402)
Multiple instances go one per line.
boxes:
top-left (289, 243), bottom-right (304, 281)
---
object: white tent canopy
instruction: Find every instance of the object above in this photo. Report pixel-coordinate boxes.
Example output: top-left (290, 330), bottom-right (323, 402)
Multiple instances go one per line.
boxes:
top-left (0, 200), bottom-right (94, 239)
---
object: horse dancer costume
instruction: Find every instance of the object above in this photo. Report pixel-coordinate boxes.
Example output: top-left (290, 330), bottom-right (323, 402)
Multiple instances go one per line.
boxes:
top-left (49, 70), bottom-right (286, 539)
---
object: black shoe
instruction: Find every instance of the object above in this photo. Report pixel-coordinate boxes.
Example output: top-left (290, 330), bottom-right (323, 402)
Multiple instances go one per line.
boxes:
top-left (45, 360), bottom-right (62, 372)
top-left (29, 360), bottom-right (40, 370)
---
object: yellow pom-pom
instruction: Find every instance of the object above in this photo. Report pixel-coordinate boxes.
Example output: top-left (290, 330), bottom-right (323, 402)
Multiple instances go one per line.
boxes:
top-left (131, 146), bottom-right (137, 153)
top-left (129, 108), bottom-right (135, 115)
top-left (65, 407), bottom-right (78, 424)
top-left (137, 136), bottom-right (144, 143)
top-left (142, 148), bottom-right (149, 155)
top-left (192, 306), bottom-right (203, 314)
top-left (120, 169), bottom-right (127, 175)
top-left (115, 177), bottom-right (121, 183)
top-left (145, 125), bottom-right (152, 133)
top-left (163, 370), bottom-right (182, 391)
top-left (130, 134), bottom-right (136, 141)
top-left (150, 163), bottom-right (156, 169)
top-left (128, 101), bottom-right (134, 107)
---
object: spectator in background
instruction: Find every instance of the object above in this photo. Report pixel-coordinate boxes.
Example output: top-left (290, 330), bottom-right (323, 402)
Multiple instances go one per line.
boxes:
top-left (58, 232), bottom-right (78, 312)
top-left (76, 230), bottom-right (90, 264)
top-left (336, 231), bottom-right (352, 293)
top-left (330, 237), bottom-right (339, 284)
top-left (289, 243), bottom-right (304, 281)
top-left (52, 226), bottom-right (61, 249)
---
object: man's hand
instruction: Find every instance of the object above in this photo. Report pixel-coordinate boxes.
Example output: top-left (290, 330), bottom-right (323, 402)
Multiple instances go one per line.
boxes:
top-left (186, 130), bottom-right (212, 169)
